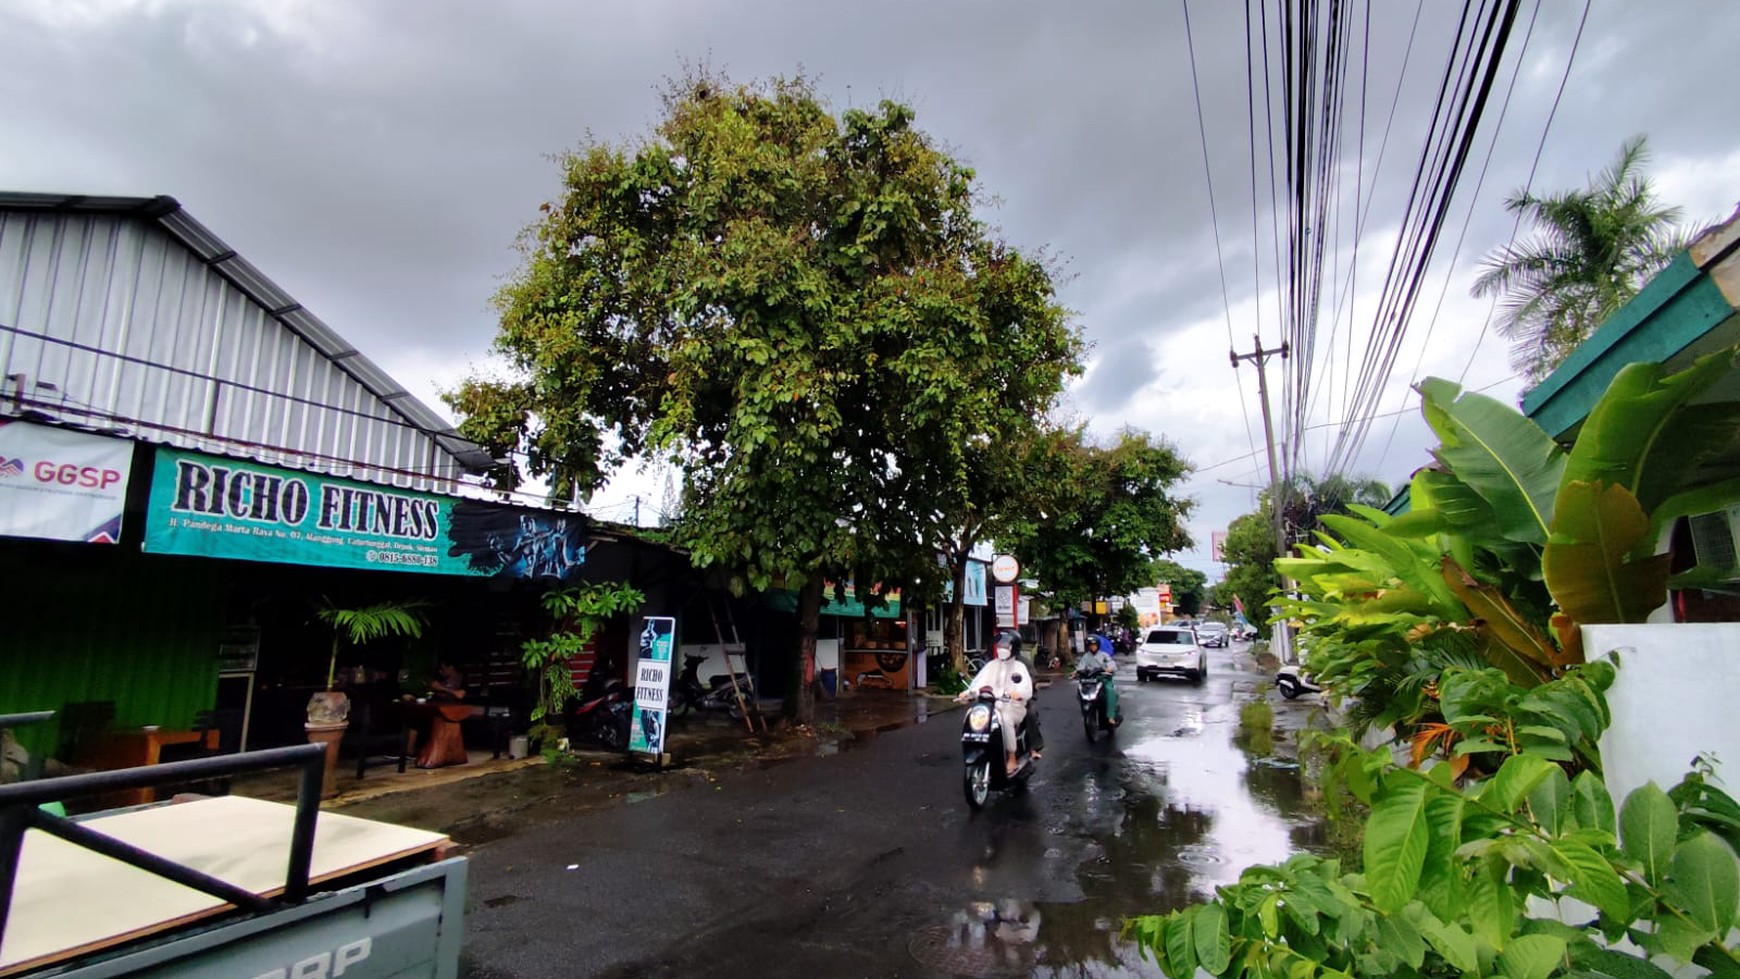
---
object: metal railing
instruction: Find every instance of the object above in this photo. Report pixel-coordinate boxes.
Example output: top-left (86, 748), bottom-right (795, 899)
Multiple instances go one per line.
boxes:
top-left (0, 742), bottom-right (328, 956)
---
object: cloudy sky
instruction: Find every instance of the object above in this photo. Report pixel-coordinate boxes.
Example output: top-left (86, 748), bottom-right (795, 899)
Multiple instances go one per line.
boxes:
top-left (5, 0), bottom-right (1738, 579)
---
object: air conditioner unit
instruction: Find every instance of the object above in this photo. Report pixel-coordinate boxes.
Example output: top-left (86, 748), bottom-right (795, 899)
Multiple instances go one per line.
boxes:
top-left (1688, 508), bottom-right (1740, 575)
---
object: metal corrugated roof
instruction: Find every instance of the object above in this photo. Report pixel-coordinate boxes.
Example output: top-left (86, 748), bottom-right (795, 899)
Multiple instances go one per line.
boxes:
top-left (0, 191), bottom-right (493, 473)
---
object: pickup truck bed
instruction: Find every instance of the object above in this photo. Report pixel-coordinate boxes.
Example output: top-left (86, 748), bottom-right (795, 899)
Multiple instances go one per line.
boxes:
top-left (5, 795), bottom-right (449, 975)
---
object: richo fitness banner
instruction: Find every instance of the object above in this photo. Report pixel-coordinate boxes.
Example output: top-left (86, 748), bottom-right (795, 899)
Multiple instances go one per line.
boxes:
top-left (143, 448), bottom-right (587, 578)
top-left (0, 419), bottom-right (130, 544)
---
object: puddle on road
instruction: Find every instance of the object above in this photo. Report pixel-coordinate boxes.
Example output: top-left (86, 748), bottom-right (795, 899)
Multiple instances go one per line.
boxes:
top-left (918, 706), bottom-right (1329, 976)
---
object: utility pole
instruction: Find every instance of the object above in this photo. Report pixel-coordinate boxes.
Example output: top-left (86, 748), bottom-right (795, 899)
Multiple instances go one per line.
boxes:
top-left (1230, 334), bottom-right (1292, 662)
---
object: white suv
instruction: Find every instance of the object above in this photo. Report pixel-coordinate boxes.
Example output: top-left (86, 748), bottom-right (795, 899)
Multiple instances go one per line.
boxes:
top-left (1135, 626), bottom-right (1206, 684)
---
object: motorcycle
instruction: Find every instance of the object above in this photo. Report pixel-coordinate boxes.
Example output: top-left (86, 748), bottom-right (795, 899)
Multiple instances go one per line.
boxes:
top-left (1074, 666), bottom-right (1119, 742)
top-left (1275, 664), bottom-right (1323, 700)
top-left (959, 690), bottom-right (1037, 810)
top-left (673, 654), bottom-right (754, 718)
top-left (567, 668), bottom-right (633, 751)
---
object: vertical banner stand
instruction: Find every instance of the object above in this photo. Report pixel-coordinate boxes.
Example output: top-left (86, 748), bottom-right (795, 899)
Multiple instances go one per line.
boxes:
top-left (629, 616), bottom-right (677, 770)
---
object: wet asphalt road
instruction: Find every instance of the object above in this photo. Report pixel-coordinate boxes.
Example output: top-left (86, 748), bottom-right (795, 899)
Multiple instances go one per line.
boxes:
top-left (460, 644), bottom-right (1331, 979)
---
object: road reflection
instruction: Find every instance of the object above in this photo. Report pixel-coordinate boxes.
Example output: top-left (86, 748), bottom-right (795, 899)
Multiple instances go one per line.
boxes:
top-left (944, 687), bottom-right (1329, 976)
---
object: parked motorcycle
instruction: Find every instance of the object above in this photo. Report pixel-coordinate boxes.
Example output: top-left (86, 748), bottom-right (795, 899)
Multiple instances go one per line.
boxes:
top-left (959, 690), bottom-right (1037, 810)
top-left (673, 654), bottom-right (753, 718)
top-left (1074, 665), bottom-right (1119, 742)
top-left (1275, 664), bottom-right (1323, 700)
top-left (567, 668), bottom-right (633, 751)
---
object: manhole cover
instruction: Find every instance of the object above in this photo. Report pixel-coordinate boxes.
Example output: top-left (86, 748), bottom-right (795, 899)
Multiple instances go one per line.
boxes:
top-left (909, 925), bottom-right (1033, 977)
top-left (909, 904), bottom-right (1042, 978)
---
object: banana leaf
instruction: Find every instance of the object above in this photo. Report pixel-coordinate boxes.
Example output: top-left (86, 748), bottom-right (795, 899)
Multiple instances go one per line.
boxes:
top-left (1543, 481), bottom-right (1673, 625)
top-left (1441, 556), bottom-right (1559, 685)
top-left (1418, 377), bottom-right (1566, 545)
top-left (1561, 346), bottom-right (1740, 515)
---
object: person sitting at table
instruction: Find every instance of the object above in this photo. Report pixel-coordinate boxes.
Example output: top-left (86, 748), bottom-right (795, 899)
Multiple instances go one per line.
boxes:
top-left (409, 660), bottom-right (470, 768)
top-left (428, 661), bottom-right (466, 702)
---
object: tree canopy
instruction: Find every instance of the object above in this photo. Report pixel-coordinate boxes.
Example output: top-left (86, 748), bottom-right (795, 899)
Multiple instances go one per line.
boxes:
top-left (1006, 428), bottom-right (1194, 608)
top-left (1472, 135), bottom-right (1704, 384)
top-left (1150, 559), bottom-right (1207, 617)
top-left (446, 73), bottom-right (1078, 722)
top-left (1217, 508), bottom-right (1280, 624)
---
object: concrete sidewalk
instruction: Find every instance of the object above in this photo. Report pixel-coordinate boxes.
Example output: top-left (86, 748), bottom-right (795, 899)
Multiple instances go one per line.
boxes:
top-left (226, 686), bottom-right (969, 814)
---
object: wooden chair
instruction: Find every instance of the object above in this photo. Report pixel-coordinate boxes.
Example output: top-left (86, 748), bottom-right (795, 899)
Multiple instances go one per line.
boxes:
top-left (459, 652), bottom-right (527, 759)
top-left (56, 701), bottom-right (115, 766)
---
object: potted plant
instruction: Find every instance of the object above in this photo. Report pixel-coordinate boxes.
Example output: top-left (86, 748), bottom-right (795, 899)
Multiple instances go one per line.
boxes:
top-left (305, 598), bottom-right (429, 796)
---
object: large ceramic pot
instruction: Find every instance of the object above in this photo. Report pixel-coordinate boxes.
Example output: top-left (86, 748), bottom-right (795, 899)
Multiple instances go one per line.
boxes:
top-left (305, 690), bottom-right (351, 726)
top-left (305, 691), bottom-right (350, 799)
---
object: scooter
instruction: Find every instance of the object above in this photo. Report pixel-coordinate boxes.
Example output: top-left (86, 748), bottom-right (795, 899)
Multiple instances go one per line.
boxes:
top-left (673, 654), bottom-right (754, 718)
top-left (567, 668), bottom-right (633, 751)
top-left (959, 690), bottom-right (1036, 810)
top-left (1275, 664), bottom-right (1324, 700)
top-left (1074, 665), bottom-right (1119, 742)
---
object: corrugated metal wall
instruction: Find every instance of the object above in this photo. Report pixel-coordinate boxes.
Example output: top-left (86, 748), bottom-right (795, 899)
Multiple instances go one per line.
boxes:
top-left (0, 209), bottom-right (449, 490)
top-left (1, 542), bottom-right (223, 763)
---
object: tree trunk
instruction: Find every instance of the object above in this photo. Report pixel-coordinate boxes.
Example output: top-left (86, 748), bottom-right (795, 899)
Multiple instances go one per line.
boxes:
top-left (945, 556), bottom-right (967, 675)
top-left (786, 574), bottom-right (822, 726)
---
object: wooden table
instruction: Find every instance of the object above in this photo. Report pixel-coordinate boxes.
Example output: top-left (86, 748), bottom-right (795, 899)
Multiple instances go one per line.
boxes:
top-left (75, 728), bottom-right (220, 806)
top-left (2, 795), bottom-right (448, 976)
top-left (404, 702), bottom-right (473, 769)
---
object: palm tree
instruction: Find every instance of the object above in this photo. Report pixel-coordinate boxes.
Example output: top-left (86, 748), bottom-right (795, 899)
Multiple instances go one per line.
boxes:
top-left (1473, 135), bottom-right (1703, 384)
top-left (1278, 471), bottom-right (1391, 546)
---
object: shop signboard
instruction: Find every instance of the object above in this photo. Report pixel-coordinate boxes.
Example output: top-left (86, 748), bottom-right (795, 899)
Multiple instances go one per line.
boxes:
top-left (629, 616), bottom-right (676, 757)
top-left (142, 447), bottom-right (588, 578)
top-left (769, 579), bottom-right (902, 618)
top-left (0, 419), bottom-right (131, 543)
top-left (994, 583), bottom-right (1020, 628)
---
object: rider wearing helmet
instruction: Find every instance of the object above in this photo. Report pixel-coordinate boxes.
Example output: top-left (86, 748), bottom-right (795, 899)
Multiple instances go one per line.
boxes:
top-left (957, 631), bottom-right (1044, 774)
top-left (1075, 637), bottom-right (1122, 726)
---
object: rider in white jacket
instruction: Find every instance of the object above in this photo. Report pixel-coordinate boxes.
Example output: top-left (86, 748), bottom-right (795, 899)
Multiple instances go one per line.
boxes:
top-left (958, 633), bottom-right (1038, 774)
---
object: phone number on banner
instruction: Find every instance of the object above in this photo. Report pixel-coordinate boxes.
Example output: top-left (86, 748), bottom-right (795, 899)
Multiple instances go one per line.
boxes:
top-left (366, 549), bottom-right (440, 567)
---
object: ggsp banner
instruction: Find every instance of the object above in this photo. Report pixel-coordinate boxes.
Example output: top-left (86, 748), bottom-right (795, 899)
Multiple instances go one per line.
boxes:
top-left (0, 420), bottom-right (131, 543)
top-left (630, 617), bottom-right (677, 757)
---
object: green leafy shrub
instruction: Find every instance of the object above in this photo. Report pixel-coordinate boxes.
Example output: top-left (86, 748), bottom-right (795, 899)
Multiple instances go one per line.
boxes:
top-left (1128, 662), bottom-right (1740, 979)
top-left (521, 581), bottom-right (644, 750)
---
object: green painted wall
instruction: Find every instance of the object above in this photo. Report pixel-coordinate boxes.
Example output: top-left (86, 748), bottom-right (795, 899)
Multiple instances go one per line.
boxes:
top-left (1, 541), bottom-right (223, 763)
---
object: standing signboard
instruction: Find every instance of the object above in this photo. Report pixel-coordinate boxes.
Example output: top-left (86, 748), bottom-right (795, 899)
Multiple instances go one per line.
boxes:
top-left (629, 616), bottom-right (676, 759)
top-left (0, 420), bottom-right (131, 543)
top-left (994, 584), bottom-right (1020, 628)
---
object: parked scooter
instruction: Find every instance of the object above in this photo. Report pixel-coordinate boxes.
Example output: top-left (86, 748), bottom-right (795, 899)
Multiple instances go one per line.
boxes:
top-left (673, 654), bottom-right (753, 718)
top-left (959, 690), bottom-right (1037, 810)
top-left (1275, 664), bottom-right (1323, 700)
top-left (567, 668), bottom-right (633, 751)
top-left (1074, 664), bottom-right (1120, 742)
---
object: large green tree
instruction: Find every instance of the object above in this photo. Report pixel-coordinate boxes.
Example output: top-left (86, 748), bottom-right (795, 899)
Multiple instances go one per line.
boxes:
top-left (446, 74), bottom-right (1075, 724)
top-left (1150, 558), bottom-right (1207, 617)
top-left (1007, 428), bottom-right (1194, 610)
top-left (1218, 508), bottom-right (1280, 624)
top-left (1473, 135), bottom-right (1704, 383)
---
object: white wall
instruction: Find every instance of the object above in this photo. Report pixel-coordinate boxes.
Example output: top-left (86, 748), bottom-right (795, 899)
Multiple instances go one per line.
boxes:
top-left (1585, 623), bottom-right (1740, 803)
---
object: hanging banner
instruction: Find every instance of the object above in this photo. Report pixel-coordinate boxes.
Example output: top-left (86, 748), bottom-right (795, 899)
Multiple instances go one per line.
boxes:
top-left (0, 420), bottom-right (131, 543)
top-left (629, 616), bottom-right (677, 758)
top-left (142, 448), bottom-right (587, 577)
top-left (941, 559), bottom-right (990, 607)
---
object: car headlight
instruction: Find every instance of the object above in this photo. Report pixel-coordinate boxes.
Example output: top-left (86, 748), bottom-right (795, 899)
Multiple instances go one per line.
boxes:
top-left (967, 704), bottom-right (991, 732)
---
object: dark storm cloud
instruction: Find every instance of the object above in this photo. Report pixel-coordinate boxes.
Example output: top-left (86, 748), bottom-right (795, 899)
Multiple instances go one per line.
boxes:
top-left (2, 0), bottom-right (1737, 574)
